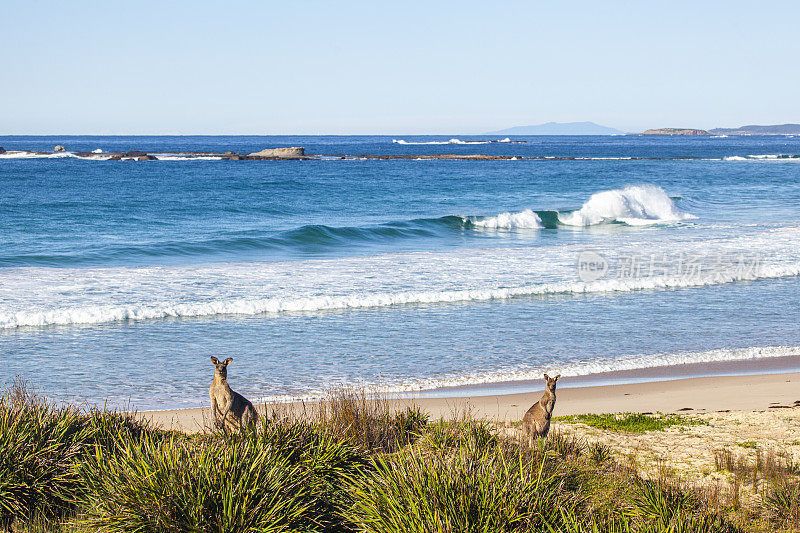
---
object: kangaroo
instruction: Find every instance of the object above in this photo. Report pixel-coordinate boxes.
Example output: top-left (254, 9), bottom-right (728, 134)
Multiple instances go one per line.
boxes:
top-left (522, 374), bottom-right (559, 446)
top-left (209, 356), bottom-right (258, 431)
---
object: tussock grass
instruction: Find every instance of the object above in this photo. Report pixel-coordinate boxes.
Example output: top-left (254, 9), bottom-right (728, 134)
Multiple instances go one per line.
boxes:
top-left (764, 481), bottom-right (800, 528)
top-left (555, 412), bottom-right (705, 433)
top-left (291, 387), bottom-right (429, 453)
top-left (0, 383), bottom-right (772, 533)
top-left (0, 379), bottom-right (152, 530)
top-left (78, 431), bottom-right (315, 532)
top-left (342, 434), bottom-right (578, 532)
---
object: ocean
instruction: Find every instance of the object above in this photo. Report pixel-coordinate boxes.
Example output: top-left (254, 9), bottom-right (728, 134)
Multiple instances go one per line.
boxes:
top-left (1, 134), bottom-right (799, 410)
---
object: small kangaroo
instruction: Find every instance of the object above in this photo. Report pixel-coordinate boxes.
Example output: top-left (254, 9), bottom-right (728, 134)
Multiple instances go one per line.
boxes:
top-left (522, 374), bottom-right (560, 445)
top-left (209, 356), bottom-right (258, 431)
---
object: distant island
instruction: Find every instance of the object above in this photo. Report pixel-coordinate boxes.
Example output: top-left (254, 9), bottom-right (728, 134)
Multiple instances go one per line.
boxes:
top-left (640, 124), bottom-right (800, 136)
top-left (487, 121), bottom-right (624, 135)
top-left (709, 124), bottom-right (800, 135)
top-left (642, 128), bottom-right (711, 136)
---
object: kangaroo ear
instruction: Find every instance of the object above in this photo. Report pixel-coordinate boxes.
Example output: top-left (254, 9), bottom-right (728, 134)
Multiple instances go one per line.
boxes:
top-left (544, 374), bottom-right (550, 381)
top-left (211, 356), bottom-right (219, 364)
top-left (224, 357), bottom-right (233, 366)
top-left (554, 374), bottom-right (560, 381)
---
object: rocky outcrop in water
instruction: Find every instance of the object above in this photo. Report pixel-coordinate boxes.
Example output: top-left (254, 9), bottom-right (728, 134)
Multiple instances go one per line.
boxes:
top-left (247, 147), bottom-right (306, 158)
top-left (642, 128), bottom-right (710, 136)
top-left (54, 145), bottom-right (66, 152)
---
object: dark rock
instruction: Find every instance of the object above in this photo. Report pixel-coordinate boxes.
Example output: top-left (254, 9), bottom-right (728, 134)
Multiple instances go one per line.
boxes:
top-left (122, 151), bottom-right (147, 158)
top-left (107, 155), bottom-right (122, 161)
top-left (54, 145), bottom-right (66, 152)
top-left (137, 155), bottom-right (158, 161)
top-left (0, 147), bottom-right (5, 154)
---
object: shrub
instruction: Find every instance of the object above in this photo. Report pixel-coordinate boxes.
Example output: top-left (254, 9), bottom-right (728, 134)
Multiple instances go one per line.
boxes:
top-left (764, 481), bottom-right (800, 528)
top-left (588, 442), bottom-right (612, 464)
top-left (236, 415), bottom-right (369, 531)
top-left (342, 434), bottom-right (577, 532)
top-left (0, 388), bottom-right (91, 527)
top-left (0, 379), bottom-right (151, 529)
top-left (78, 431), bottom-right (316, 532)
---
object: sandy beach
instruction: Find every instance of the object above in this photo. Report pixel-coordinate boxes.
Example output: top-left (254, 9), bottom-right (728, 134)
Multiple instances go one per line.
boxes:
top-left (142, 366), bottom-right (800, 515)
top-left (142, 367), bottom-right (800, 433)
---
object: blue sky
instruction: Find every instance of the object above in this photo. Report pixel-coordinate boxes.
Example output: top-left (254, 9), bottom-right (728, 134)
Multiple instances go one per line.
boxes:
top-left (1, 1), bottom-right (797, 134)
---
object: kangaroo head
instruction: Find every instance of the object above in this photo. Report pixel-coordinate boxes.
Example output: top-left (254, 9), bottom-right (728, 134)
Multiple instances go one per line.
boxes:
top-left (211, 356), bottom-right (233, 379)
top-left (543, 373), bottom-right (560, 393)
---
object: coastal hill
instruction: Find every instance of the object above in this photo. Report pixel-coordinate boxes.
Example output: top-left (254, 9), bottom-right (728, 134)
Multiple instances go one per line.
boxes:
top-left (709, 123), bottom-right (800, 135)
top-left (487, 121), bottom-right (624, 135)
top-left (642, 128), bottom-right (711, 136)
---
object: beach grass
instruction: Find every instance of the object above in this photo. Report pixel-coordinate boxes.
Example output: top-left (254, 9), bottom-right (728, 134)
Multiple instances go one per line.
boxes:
top-left (5, 381), bottom-right (798, 532)
top-left (555, 412), bottom-right (706, 433)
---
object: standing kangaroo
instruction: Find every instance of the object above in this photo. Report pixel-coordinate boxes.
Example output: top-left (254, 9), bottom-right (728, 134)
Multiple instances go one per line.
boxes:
top-left (522, 374), bottom-right (559, 445)
top-left (209, 356), bottom-right (258, 431)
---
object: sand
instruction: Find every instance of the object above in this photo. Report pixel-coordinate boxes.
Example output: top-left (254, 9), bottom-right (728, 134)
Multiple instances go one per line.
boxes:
top-left (140, 368), bottom-right (800, 505)
top-left (141, 371), bottom-right (800, 434)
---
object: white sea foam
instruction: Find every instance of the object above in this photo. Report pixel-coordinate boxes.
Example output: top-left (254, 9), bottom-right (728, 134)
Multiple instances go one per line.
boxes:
top-left (724, 154), bottom-right (800, 161)
top-left (0, 150), bottom-right (80, 159)
top-left (154, 155), bottom-right (223, 161)
top-left (576, 157), bottom-right (633, 160)
top-left (466, 209), bottom-right (544, 229)
top-left (0, 150), bottom-right (220, 161)
top-left (558, 184), bottom-right (697, 226)
top-left (254, 344), bottom-right (800, 402)
top-left (1, 257), bottom-right (798, 329)
top-left (392, 138), bottom-right (495, 145)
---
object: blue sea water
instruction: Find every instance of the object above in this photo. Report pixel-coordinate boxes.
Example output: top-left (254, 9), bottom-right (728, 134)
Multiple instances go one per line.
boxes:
top-left (1, 135), bottom-right (799, 409)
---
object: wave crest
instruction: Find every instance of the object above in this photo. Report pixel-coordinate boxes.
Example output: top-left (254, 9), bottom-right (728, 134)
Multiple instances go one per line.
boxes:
top-left (2, 260), bottom-right (798, 329)
top-left (558, 184), bottom-right (696, 226)
top-left (465, 209), bottom-right (544, 229)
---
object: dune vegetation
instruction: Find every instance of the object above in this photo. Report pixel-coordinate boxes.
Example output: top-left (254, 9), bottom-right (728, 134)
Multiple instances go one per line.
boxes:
top-left (1, 380), bottom-right (798, 532)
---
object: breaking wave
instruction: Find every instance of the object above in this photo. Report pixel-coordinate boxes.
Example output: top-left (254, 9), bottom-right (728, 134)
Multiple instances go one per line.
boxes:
top-left (2, 260), bottom-right (799, 329)
top-left (392, 138), bottom-right (510, 145)
top-left (464, 209), bottom-right (544, 229)
top-left (724, 154), bottom-right (800, 161)
top-left (557, 185), bottom-right (696, 226)
top-left (0, 185), bottom-right (696, 266)
top-left (0, 150), bottom-right (223, 161)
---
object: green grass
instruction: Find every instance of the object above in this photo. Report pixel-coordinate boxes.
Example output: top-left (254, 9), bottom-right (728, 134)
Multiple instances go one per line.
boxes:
top-left (555, 412), bottom-right (706, 433)
top-left (0, 381), bottom-right (775, 533)
top-left (0, 379), bottom-right (155, 530)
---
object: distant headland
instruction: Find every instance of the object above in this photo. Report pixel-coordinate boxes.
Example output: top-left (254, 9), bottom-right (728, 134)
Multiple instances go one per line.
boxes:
top-left (641, 124), bottom-right (800, 136)
top-left (709, 124), bottom-right (800, 135)
top-left (487, 121), bottom-right (800, 136)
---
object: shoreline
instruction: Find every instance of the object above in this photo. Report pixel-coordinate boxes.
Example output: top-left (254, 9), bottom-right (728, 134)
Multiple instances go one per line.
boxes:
top-left (141, 357), bottom-right (800, 433)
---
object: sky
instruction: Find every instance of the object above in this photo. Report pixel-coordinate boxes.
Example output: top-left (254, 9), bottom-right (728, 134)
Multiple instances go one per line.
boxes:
top-left (1, 0), bottom-right (798, 134)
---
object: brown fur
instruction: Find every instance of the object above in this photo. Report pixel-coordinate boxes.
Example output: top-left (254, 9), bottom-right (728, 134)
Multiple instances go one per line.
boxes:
top-left (522, 374), bottom-right (559, 446)
top-left (209, 356), bottom-right (258, 431)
